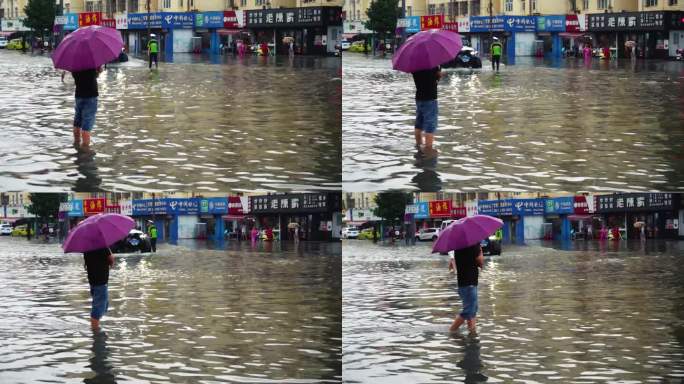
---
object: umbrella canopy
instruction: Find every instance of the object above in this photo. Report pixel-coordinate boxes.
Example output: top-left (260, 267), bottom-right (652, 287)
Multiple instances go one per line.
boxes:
top-left (432, 215), bottom-right (503, 254)
top-left (633, 221), bottom-right (645, 228)
top-left (63, 213), bottom-right (135, 253)
top-left (625, 40), bottom-right (637, 48)
top-left (287, 222), bottom-right (300, 228)
top-left (392, 29), bottom-right (462, 73)
top-left (52, 25), bottom-right (124, 72)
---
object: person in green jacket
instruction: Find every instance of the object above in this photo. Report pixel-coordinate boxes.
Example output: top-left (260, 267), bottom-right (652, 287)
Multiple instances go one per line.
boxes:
top-left (148, 221), bottom-right (158, 252)
top-left (147, 34), bottom-right (159, 70)
top-left (491, 37), bottom-right (503, 71)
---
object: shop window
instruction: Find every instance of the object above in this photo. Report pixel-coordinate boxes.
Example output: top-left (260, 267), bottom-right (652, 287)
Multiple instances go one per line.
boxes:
top-left (505, 0), bottom-right (513, 12)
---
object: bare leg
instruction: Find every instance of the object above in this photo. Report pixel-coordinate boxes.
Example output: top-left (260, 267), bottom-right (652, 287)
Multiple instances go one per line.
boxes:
top-left (414, 128), bottom-right (422, 149)
top-left (90, 317), bottom-right (100, 329)
top-left (424, 133), bottom-right (435, 151)
top-left (450, 315), bottom-right (466, 332)
top-left (467, 317), bottom-right (477, 334)
top-left (81, 131), bottom-right (91, 148)
top-left (73, 127), bottom-right (81, 146)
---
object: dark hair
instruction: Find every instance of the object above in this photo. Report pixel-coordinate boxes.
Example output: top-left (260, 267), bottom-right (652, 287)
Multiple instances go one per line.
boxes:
top-left (452, 243), bottom-right (480, 259)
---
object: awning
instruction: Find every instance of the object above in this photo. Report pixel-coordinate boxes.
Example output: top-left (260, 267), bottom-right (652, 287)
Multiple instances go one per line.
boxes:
top-left (0, 31), bottom-right (14, 37)
top-left (342, 33), bottom-right (357, 40)
top-left (346, 221), bottom-right (368, 226)
top-left (217, 29), bottom-right (244, 35)
top-left (559, 32), bottom-right (586, 38)
top-left (0, 217), bottom-right (18, 223)
top-left (222, 215), bottom-right (247, 220)
top-left (568, 214), bottom-right (593, 221)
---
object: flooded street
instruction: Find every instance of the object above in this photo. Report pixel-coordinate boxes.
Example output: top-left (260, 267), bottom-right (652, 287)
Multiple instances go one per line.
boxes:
top-left (343, 240), bottom-right (684, 383)
top-left (0, 236), bottom-right (341, 383)
top-left (343, 53), bottom-right (684, 192)
top-left (0, 51), bottom-right (341, 192)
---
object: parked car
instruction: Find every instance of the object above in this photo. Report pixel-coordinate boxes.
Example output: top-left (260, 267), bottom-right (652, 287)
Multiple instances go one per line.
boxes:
top-left (349, 41), bottom-right (367, 53)
top-left (111, 229), bottom-right (152, 253)
top-left (0, 37), bottom-right (8, 49)
top-left (340, 40), bottom-right (351, 50)
top-left (442, 46), bottom-right (483, 69)
top-left (0, 224), bottom-right (12, 235)
top-left (11, 225), bottom-right (34, 237)
top-left (480, 235), bottom-right (502, 255)
top-left (357, 227), bottom-right (377, 240)
top-left (7, 38), bottom-right (26, 50)
top-left (415, 228), bottom-right (440, 241)
top-left (342, 226), bottom-right (360, 239)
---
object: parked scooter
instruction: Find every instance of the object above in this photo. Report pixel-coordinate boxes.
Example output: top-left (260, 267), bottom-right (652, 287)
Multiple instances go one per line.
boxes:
top-left (675, 48), bottom-right (683, 61)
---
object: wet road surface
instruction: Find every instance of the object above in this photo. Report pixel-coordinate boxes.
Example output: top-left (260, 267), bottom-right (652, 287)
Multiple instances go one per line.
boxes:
top-left (0, 237), bottom-right (341, 383)
top-left (343, 239), bottom-right (684, 383)
top-left (0, 51), bottom-right (341, 192)
top-left (343, 53), bottom-right (684, 192)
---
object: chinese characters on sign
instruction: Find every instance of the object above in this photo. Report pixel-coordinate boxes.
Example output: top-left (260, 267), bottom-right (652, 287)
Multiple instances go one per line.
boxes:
top-left (245, 7), bottom-right (339, 27)
top-left (249, 194), bottom-right (330, 213)
top-left (78, 12), bottom-right (102, 27)
top-left (442, 22), bottom-right (458, 32)
top-left (595, 193), bottom-right (674, 212)
top-left (83, 198), bottom-right (105, 215)
top-left (101, 19), bottom-right (115, 28)
top-left (588, 12), bottom-right (666, 31)
top-left (420, 15), bottom-right (444, 30)
top-left (505, 16), bottom-right (536, 32)
top-left (428, 200), bottom-right (452, 217)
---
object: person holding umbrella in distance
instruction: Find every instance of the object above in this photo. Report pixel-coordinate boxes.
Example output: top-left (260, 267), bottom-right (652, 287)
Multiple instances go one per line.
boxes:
top-left (392, 29), bottom-right (462, 158)
top-left (52, 25), bottom-right (124, 149)
top-left (63, 213), bottom-right (135, 329)
top-left (432, 215), bottom-right (503, 334)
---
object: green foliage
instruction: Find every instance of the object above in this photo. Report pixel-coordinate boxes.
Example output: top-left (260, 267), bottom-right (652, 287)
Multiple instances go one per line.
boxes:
top-left (365, 0), bottom-right (401, 37)
top-left (27, 193), bottom-right (62, 222)
top-left (373, 192), bottom-right (413, 224)
top-left (23, 0), bottom-right (56, 35)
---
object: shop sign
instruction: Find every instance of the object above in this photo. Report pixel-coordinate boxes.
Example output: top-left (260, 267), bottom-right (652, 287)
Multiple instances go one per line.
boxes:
top-left (595, 193), bottom-right (674, 212)
top-left (246, 7), bottom-right (338, 28)
top-left (166, 198), bottom-right (200, 215)
top-left (101, 19), bottom-right (115, 28)
top-left (414, 202), bottom-right (429, 219)
top-left (545, 197), bottom-right (574, 215)
top-left (399, 16), bottom-right (421, 33)
top-left (405, 204), bottom-right (418, 214)
top-left (537, 15), bottom-right (565, 32)
top-left (128, 13), bottom-right (163, 29)
top-left (196, 11), bottom-right (224, 28)
top-left (224, 11), bottom-right (239, 28)
top-left (669, 12), bottom-right (684, 29)
top-left (64, 13), bottom-right (79, 31)
top-left (78, 12), bottom-right (102, 27)
top-left (115, 13), bottom-right (128, 30)
top-left (452, 206), bottom-right (467, 217)
top-left (131, 199), bottom-right (167, 215)
top-left (565, 14), bottom-right (580, 33)
top-left (465, 201), bottom-right (478, 217)
top-left (68, 200), bottom-right (83, 217)
top-left (249, 193), bottom-right (331, 213)
top-left (54, 16), bottom-right (67, 25)
top-left (588, 12), bottom-right (667, 32)
top-left (162, 13), bottom-right (195, 28)
top-left (470, 16), bottom-right (505, 32)
top-left (457, 17), bottom-right (470, 33)
top-left (200, 197), bottom-right (228, 214)
top-left (420, 15), bottom-right (444, 30)
top-left (512, 199), bottom-right (545, 215)
top-left (443, 22), bottom-right (458, 32)
top-left (228, 196), bottom-right (244, 215)
top-left (105, 205), bottom-right (120, 214)
top-left (505, 15), bottom-right (536, 32)
top-left (574, 196), bottom-right (589, 214)
top-left (83, 198), bottom-right (106, 215)
top-left (478, 200), bottom-right (513, 216)
top-left (59, 202), bottom-right (71, 212)
top-left (353, 208), bottom-right (380, 221)
top-left (429, 200), bottom-right (452, 217)
top-left (120, 200), bottom-right (133, 216)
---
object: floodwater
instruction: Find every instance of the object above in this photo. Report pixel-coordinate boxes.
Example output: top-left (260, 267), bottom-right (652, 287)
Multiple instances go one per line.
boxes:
top-left (0, 236), bottom-right (341, 383)
top-left (0, 50), bottom-right (341, 192)
top-left (342, 53), bottom-right (684, 192)
top-left (343, 239), bottom-right (684, 383)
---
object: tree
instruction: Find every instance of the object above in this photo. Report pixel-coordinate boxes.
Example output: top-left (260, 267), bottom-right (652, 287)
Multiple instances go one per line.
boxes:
top-left (374, 192), bottom-right (413, 225)
top-left (23, 0), bottom-right (56, 40)
top-left (365, 0), bottom-right (401, 38)
top-left (28, 193), bottom-right (62, 224)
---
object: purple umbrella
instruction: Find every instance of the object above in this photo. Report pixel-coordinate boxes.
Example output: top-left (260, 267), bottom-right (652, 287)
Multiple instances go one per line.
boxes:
top-left (63, 213), bottom-right (135, 253)
top-left (392, 29), bottom-right (462, 73)
top-left (432, 215), bottom-right (503, 254)
top-left (52, 25), bottom-right (123, 72)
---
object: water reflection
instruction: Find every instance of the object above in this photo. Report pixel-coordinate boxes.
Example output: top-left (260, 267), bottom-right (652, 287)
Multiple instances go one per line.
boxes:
top-left (342, 240), bottom-right (684, 382)
top-left (84, 330), bottom-right (116, 384)
top-left (0, 51), bottom-right (341, 192)
top-left (343, 54), bottom-right (684, 192)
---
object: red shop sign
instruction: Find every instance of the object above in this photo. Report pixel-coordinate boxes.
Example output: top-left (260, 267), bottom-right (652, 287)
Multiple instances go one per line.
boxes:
top-left (101, 18), bottom-right (116, 28)
top-left (442, 22), bottom-right (458, 32)
top-left (573, 196), bottom-right (589, 214)
top-left (566, 14), bottom-right (580, 33)
top-left (452, 206), bottom-right (467, 218)
top-left (429, 200), bottom-right (452, 217)
top-left (78, 12), bottom-right (102, 27)
top-left (84, 198), bottom-right (106, 215)
top-left (420, 15), bottom-right (444, 30)
top-left (223, 11), bottom-right (239, 29)
top-left (228, 196), bottom-right (244, 215)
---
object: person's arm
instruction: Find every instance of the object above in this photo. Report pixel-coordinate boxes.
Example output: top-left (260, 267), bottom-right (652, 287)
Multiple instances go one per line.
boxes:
top-left (448, 257), bottom-right (456, 273)
top-left (107, 248), bottom-right (114, 268)
top-left (476, 247), bottom-right (484, 268)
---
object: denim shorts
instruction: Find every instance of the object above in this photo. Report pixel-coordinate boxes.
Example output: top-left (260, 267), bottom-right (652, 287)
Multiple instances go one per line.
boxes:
top-left (458, 285), bottom-right (478, 320)
top-left (73, 97), bottom-right (98, 132)
top-left (90, 284), bottom-right (109, 320)
top-left (415, 99), bottom-right (438, 134)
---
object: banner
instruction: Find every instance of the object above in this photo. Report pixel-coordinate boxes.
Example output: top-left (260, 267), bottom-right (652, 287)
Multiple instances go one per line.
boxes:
top-left (78, 12), bottom-right (102, 27)
top-left (228, 196), bottom-right (244, 215)
top-left (414, 202), bottom-right (429, 219)
top-left (420, 15), bottom-right (443, 30)
top-left (83, 198), bottom-right (105, 215)
top-left (457, 17), bottom-right (470, 32)
top-left (68, 200), bottom-right (83, 217)
top-left (115, 12), bottom-right (128, 30)
top-left (545, 197), bottom-right (574, 215)
top-left (537, 15), bottom-right (566, 32)
top-left (428, 200), bottom-right (452, 217)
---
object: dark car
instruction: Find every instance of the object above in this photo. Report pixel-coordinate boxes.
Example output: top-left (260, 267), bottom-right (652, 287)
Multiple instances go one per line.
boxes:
top-left (442, 46), bottom-right (483, 69)
top-left (480, 236), bottom-right (502, 255)
top-left (111, 229), bottom-right (151, 253)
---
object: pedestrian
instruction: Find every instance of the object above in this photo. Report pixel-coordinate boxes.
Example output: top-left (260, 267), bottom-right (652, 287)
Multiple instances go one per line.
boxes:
top-left (72, 66), bottom-right (103, 149)
top-left (147, 220), bottom-right (157, 252)
top-left (602, 46), bottom-right (610, 60)
top-left (241, 224), bottom-right (247, 241)
top-left (251, 227), bottom-right (259, 243)
top-left (583, 44), bottom-right (592, 62)
top-left (490, 37), bottom-right (502, 71)
top-left (260, 41), bottom-right (269, 56)
top-left (147, 34), bottom-right (159, 70)
top-left (449, 243), bottom-right (484, 334)
top-left (289, 40), bottom-right (294, 56)
top-left (372, 225), bottom-right (378, 243)
top-left (26, 224), bottom-right (32, 241)
top-left (294, 225), bottom-right (300, 243)
top-left (412, 64), bottom-right (443, 155)
top-left (83, 247), bottom-right (114, 329)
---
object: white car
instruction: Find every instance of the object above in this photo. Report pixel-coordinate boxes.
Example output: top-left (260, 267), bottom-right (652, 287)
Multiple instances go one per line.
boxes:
top-left (440, 220), bottom-right (455, 232)
top-left (342, 226), bottom-right (359, 239)
top-left (0, 224), bottom-right (13, 235)
top-left (415, 228), bottom-right (440, 241)
top-left (0, 37), bottom-right (7, 49)
top-left (341, 40), bottom-right (351, 50)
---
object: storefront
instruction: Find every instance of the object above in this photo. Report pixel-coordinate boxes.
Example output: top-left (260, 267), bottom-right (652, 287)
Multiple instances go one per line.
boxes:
top-left (469, 16), bottom-right (507, 60)
top-left (249, 193), bottom-right (341, 241)
top-left (245, 7), bottom-right (342, 55)
top-left (194, 11), bottom-right (245, 55)
top-left (478, 198), bottom-right (545, 243)
top-left (536, 15), bottom-right (565, 58)
top-left (543, 196), bottom-right (575, 240)
top-left (594, 193), bottom-right (680, 239)
top-left (668, 12), bottom-right (684, 58)
top-left (587, 11), bottom-right (674, 59)
top-left (66, 199), bottom-right (84, 231)
top-left (126, 12), bottom-right (196, 59)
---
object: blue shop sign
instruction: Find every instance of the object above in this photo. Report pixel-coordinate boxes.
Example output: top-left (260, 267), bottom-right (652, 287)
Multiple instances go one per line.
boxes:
top-left (166, 198), bottom-right (200, 215)
top-left (132, 199), bottom-right (167, 215)
top-left (505, 16), bottom-right (537, 32)
top-left (537, 15), bottom-right (566, 32)
top-left (545, 197), bottom-right (574, 215)
top-left (414, 202), bottom-right (429, 219)
top-left (128, 12), bottom-right (163, 29)
top-left (200, 197), bottom-right (228, 214)
top-left (406, 16), bottom-right (420, 33)
top-left (470, 16), bottom-right (505, 32)
top-left (64, 13), bottom-right (79, 31)
top-left (68, 200), bottom-right (83, 217)
top-left (161, 12), bottom-right (195, 29)
top-left (195, 11), bottom-right (224, 28)
top-left (511, 199), bottom-right (545, 215)
top-left (478, 200), bottom-right (514, 216)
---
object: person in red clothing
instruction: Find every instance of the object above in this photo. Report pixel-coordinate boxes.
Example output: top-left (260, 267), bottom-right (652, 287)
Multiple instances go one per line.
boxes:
top-left (260, 42), bottom-right (269, 56)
